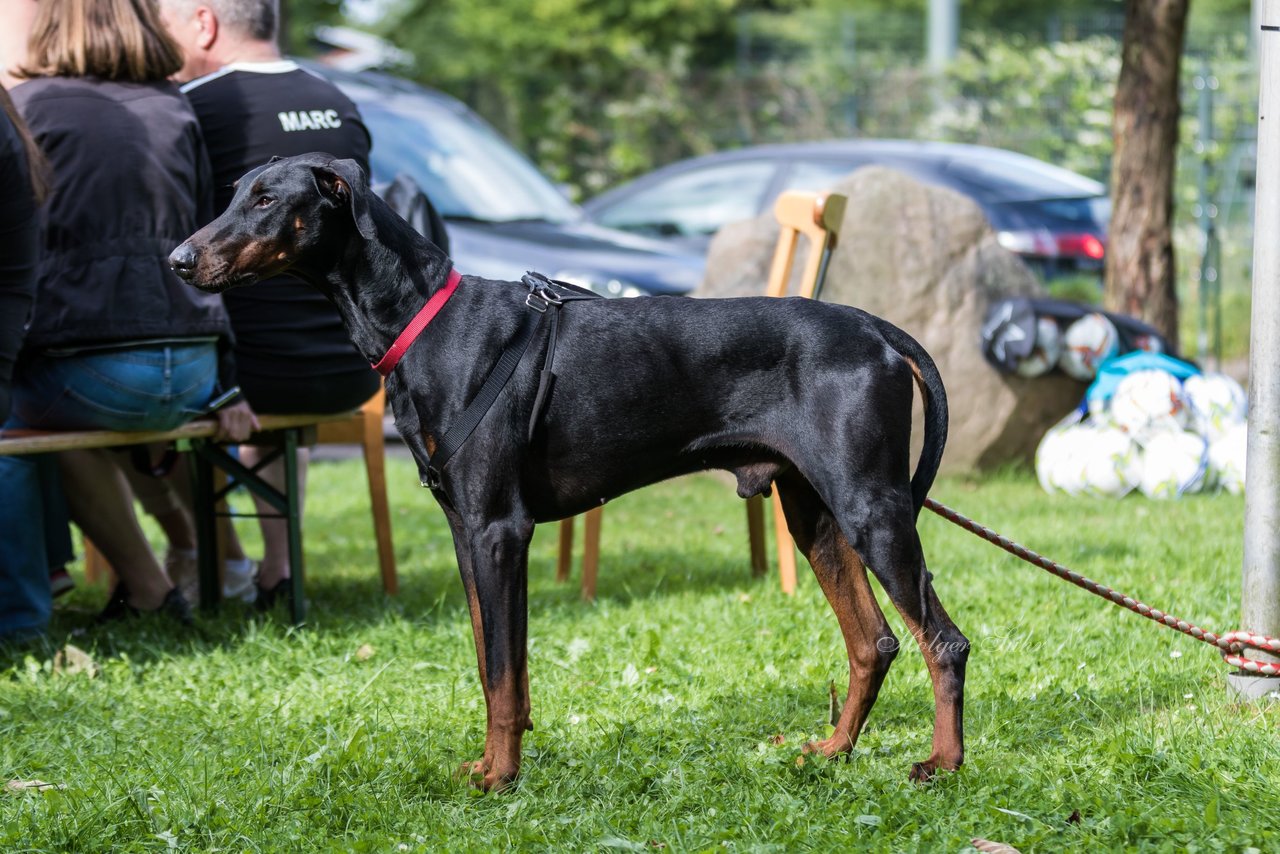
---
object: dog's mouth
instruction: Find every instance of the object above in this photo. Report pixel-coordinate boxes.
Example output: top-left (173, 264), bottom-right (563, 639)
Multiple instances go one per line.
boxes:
top-left (188, 270), bottom-right (261, 293)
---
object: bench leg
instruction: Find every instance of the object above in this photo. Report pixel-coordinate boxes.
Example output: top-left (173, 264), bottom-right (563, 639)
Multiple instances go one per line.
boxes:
top-left (771, 491), bottom-right (797, 595)
top-left (746, 495), bottom-right (767, 577)
top-left (556, 517), bottom-right (575, 583)
top-left (284, 428), bottom-right (306, 625)
top-left (189, 442), bottom-right (221, 612)
top-left (581, 506), bottom-right (603, 602)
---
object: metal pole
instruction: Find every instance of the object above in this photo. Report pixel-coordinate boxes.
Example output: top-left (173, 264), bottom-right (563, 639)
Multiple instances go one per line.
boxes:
top-left (927, 0), bottom-right (957, 72)
top-left (1194, 61), bottom-right (1222, 371)
top-left (1233, 0), bottom-right (1280, 699)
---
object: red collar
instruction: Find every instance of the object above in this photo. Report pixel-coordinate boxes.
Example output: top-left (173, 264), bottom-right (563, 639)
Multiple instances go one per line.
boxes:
top-left (371, 269), bottom-right (462, 377)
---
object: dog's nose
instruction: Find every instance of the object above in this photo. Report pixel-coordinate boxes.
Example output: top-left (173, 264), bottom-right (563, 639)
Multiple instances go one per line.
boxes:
top-left (169, 243), bottom-right (198, 280)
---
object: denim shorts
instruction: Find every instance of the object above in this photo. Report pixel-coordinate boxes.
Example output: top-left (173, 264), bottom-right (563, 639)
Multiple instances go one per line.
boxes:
top-left (12, 342), bottom-right (218, 432)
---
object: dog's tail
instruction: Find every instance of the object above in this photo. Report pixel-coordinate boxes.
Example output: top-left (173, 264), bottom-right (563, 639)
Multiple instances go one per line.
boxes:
top-left (870, 317), bottom-right (948, 521)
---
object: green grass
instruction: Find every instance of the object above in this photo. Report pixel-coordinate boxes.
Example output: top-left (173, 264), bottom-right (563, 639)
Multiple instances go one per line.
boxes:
top-left (2, 459), bottom-right (1276, 852)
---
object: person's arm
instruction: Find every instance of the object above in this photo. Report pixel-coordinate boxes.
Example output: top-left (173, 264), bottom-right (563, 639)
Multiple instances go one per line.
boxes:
top-left (0, 103), bottom-right (40, 424)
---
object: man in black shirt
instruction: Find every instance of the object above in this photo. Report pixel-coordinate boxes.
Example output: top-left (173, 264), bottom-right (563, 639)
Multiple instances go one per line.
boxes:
top-left (159, 0), bottom-right (380, 603)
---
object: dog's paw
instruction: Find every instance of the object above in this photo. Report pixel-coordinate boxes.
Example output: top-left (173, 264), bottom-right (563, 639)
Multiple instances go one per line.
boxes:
top-left (455, 758), bottom-right (518, 792)
top-left (801, 733), bottom-right (853, 759)
top-left (908, 757), bottom-right (960, 784)
top-left (454, 759), bottom-right (487, 786)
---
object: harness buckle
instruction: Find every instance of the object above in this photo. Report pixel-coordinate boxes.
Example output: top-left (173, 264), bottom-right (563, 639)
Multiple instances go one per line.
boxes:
top-left (423, 466), bottom-right (442, 489)
top-left (537, 284), bottom-right (563, 306)
top-left (525, 292), bottom-right (549, 313)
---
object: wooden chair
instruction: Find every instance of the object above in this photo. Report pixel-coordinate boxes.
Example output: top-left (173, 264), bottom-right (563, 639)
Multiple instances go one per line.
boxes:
top-left (83, 383), bottom-right (398, 597)
top-left (314, 383), bottom-right (398, 595)
top-left (558, 189), bottom-right (847, 600)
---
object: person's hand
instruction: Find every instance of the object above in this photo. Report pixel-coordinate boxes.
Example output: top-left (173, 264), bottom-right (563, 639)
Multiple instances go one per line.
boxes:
top-left (214, 400), bottom-right (259, 443)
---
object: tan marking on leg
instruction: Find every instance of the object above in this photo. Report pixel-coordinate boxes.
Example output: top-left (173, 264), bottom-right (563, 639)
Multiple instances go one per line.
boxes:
top-left (801, 536), bottom-right (898, 757)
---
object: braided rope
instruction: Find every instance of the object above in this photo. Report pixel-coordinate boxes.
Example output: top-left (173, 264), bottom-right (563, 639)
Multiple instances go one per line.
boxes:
top-left (923, 497), bottom-right (1280, 677)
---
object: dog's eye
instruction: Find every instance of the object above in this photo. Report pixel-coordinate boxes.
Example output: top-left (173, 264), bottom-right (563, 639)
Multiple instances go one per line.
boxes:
top-left (255, 196), bottom-right (275, 208)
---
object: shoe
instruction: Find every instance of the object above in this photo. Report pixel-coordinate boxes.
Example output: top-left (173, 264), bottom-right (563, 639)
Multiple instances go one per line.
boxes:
top-left (255, 576), bottom-right (292, 612)
top-left (96, 585), bottom-right (193, 627)
top-left (223, 558), bottom-right (258, 604)
top-left (49, 567), bottom-right (75, 599)
top-left (164, 549), bottom-right (199, 608)
top-left (97, 583), bottom-right (133, 623)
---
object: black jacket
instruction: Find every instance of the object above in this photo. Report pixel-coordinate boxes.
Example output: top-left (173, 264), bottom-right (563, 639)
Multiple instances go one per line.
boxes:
top-left (0, 100), bottom-right (39, 422)
top-left (181, 61), bottom-right (372, 380)
top-left (11, 77), bottom-right (231, 352)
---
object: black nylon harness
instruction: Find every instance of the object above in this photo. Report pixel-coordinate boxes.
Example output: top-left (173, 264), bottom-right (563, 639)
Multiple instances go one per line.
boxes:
top-left (423, 272), bottom-right (602, 489)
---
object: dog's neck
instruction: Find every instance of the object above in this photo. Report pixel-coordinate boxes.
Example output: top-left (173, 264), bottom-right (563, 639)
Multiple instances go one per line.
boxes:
top-left (292, 203), bottom-right (455, 364)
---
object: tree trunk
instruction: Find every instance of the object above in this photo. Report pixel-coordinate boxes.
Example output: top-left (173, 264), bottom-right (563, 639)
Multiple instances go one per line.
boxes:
top-left (1104, 0), bottom-right (1189, 349)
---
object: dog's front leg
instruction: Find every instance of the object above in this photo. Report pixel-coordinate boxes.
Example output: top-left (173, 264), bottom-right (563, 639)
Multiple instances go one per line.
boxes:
top-left (454, 511), bottom-right (535, 792)
top-left (440, 504), bottom-right (494, 779)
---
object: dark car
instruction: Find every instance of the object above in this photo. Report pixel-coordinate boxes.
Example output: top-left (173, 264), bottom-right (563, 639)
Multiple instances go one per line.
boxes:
top-left (581, 140), bottom-right (1110, 279)
top-left (306, 63), bottom-right (704, 296)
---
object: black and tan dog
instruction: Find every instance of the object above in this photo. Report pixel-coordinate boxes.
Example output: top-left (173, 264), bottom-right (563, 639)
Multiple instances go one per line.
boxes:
top-left (170, 152), bottom-right (969, 792)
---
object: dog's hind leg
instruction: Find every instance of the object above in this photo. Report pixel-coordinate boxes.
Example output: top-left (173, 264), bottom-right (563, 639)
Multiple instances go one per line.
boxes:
top-left (852, 493), bottom-right (969, 782)
top-left (775, 474), bottom-right (899, 759)
top-left (445, 506), bottom-right (535, 792)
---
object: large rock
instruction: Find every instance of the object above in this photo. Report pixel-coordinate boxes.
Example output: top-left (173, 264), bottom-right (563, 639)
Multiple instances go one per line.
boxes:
top-left (697, 166), bottom-right (1085, 473)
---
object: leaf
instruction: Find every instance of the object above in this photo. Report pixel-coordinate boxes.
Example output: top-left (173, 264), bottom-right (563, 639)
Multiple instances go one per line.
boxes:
top-left (854, 814), bottom-right (881, 827)
top-left (5, 779), bottom-right (63, 793)
top-left (355, 643), bottom-right (375, 661)
top-left (600, 837), bottom-right (646, 852)
top-left (1204, 794), bottom-right (1219, 828)
top-left (52, 644), bottom-right (97, 678)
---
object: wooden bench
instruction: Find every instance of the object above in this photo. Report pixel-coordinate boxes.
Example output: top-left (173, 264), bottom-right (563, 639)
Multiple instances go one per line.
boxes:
top-left (0, 411), bottom-right (356, 624)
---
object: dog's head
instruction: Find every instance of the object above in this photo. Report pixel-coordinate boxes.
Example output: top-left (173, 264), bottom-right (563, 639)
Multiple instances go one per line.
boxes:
top-left (170, 153), bottom-right (375, 293)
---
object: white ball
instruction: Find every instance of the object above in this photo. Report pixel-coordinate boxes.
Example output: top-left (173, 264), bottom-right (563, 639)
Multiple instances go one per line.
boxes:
top-left (1185, 373), bottom-right (1248, 440)
top-left (1138, 430), bottom-right (1209, 499)
top-left (1079, 426), bottom-right (1142, 498)
top-left (1036, 413), bottom-right (1086, 494)
top-left (1015, 317), bottom-right (1064, 378)
top-left (1035, 422), bottom-right (1066, 493)
top-left (1110, 369), bottom-right (1190, 435)
top-left (1059, 313), bottom-right (1120, 381)
top-left (1050, 427), bottom-right (1093, 495)
top-left (1208, 421), bottom-right (1247, 494)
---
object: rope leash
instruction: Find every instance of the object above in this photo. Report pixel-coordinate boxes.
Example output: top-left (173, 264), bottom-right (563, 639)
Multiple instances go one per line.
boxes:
top-left (923, 497), bottom-right (1280, 677)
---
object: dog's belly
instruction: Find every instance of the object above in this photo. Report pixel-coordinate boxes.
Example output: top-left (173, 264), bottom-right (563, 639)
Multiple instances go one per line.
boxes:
top-left (524, 433), bottom-right (793, 522)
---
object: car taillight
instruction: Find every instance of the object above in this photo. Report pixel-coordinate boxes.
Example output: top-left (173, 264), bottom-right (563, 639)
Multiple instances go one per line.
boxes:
top-left (1057, 233), bottom-right (1106, 260)
top-left (996, 228), bottom-right (1058, 258)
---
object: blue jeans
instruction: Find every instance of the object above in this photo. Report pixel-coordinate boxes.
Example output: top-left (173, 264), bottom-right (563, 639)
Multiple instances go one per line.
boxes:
top-left (0, 454), bottom-right (72, 641)
top-left (0, 342), bottom-right (216, 639)
top-left (12, 342), bottom-right (218, 431)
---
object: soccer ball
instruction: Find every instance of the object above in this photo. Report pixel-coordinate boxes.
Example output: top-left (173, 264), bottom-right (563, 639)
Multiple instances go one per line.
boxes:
top-left (1059, 313), bottom-right (1120, 381)
top-left (1036, 413), bottom-right (1084, 493)
top-left (1079, 426), bottom-right (1142, 497)
top-left (1138, 430), bottom-right (1209, 499)
top-left (1185, 373), bottom-right (1248, 440)
top-left (1109, 369), bottom-right (1190, 435)
top-left (1014, 317), bottom-right (1064, 378)
top-left (1208, 421), bottom-right (1247, 494)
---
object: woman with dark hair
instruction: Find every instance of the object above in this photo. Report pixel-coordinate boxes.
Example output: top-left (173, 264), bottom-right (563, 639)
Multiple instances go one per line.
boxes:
top-left (7, 0), bottom-right (235, 622)
top-left (0, 84), bottom-right (64, 642)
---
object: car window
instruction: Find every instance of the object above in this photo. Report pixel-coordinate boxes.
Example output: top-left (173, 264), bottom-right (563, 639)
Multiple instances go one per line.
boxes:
top-left (780, 160), bottom-right (866, 193)
top-left (594, 160), bottom-right (777, 238)
top-left (355, 98), bottom-right (580, 224)
top-left (942, 151), bottom-right (1105, 202)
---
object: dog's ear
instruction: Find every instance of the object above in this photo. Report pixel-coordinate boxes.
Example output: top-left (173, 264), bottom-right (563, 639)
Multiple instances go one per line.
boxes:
top-left (311, 159), bottom-right (375, 240)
